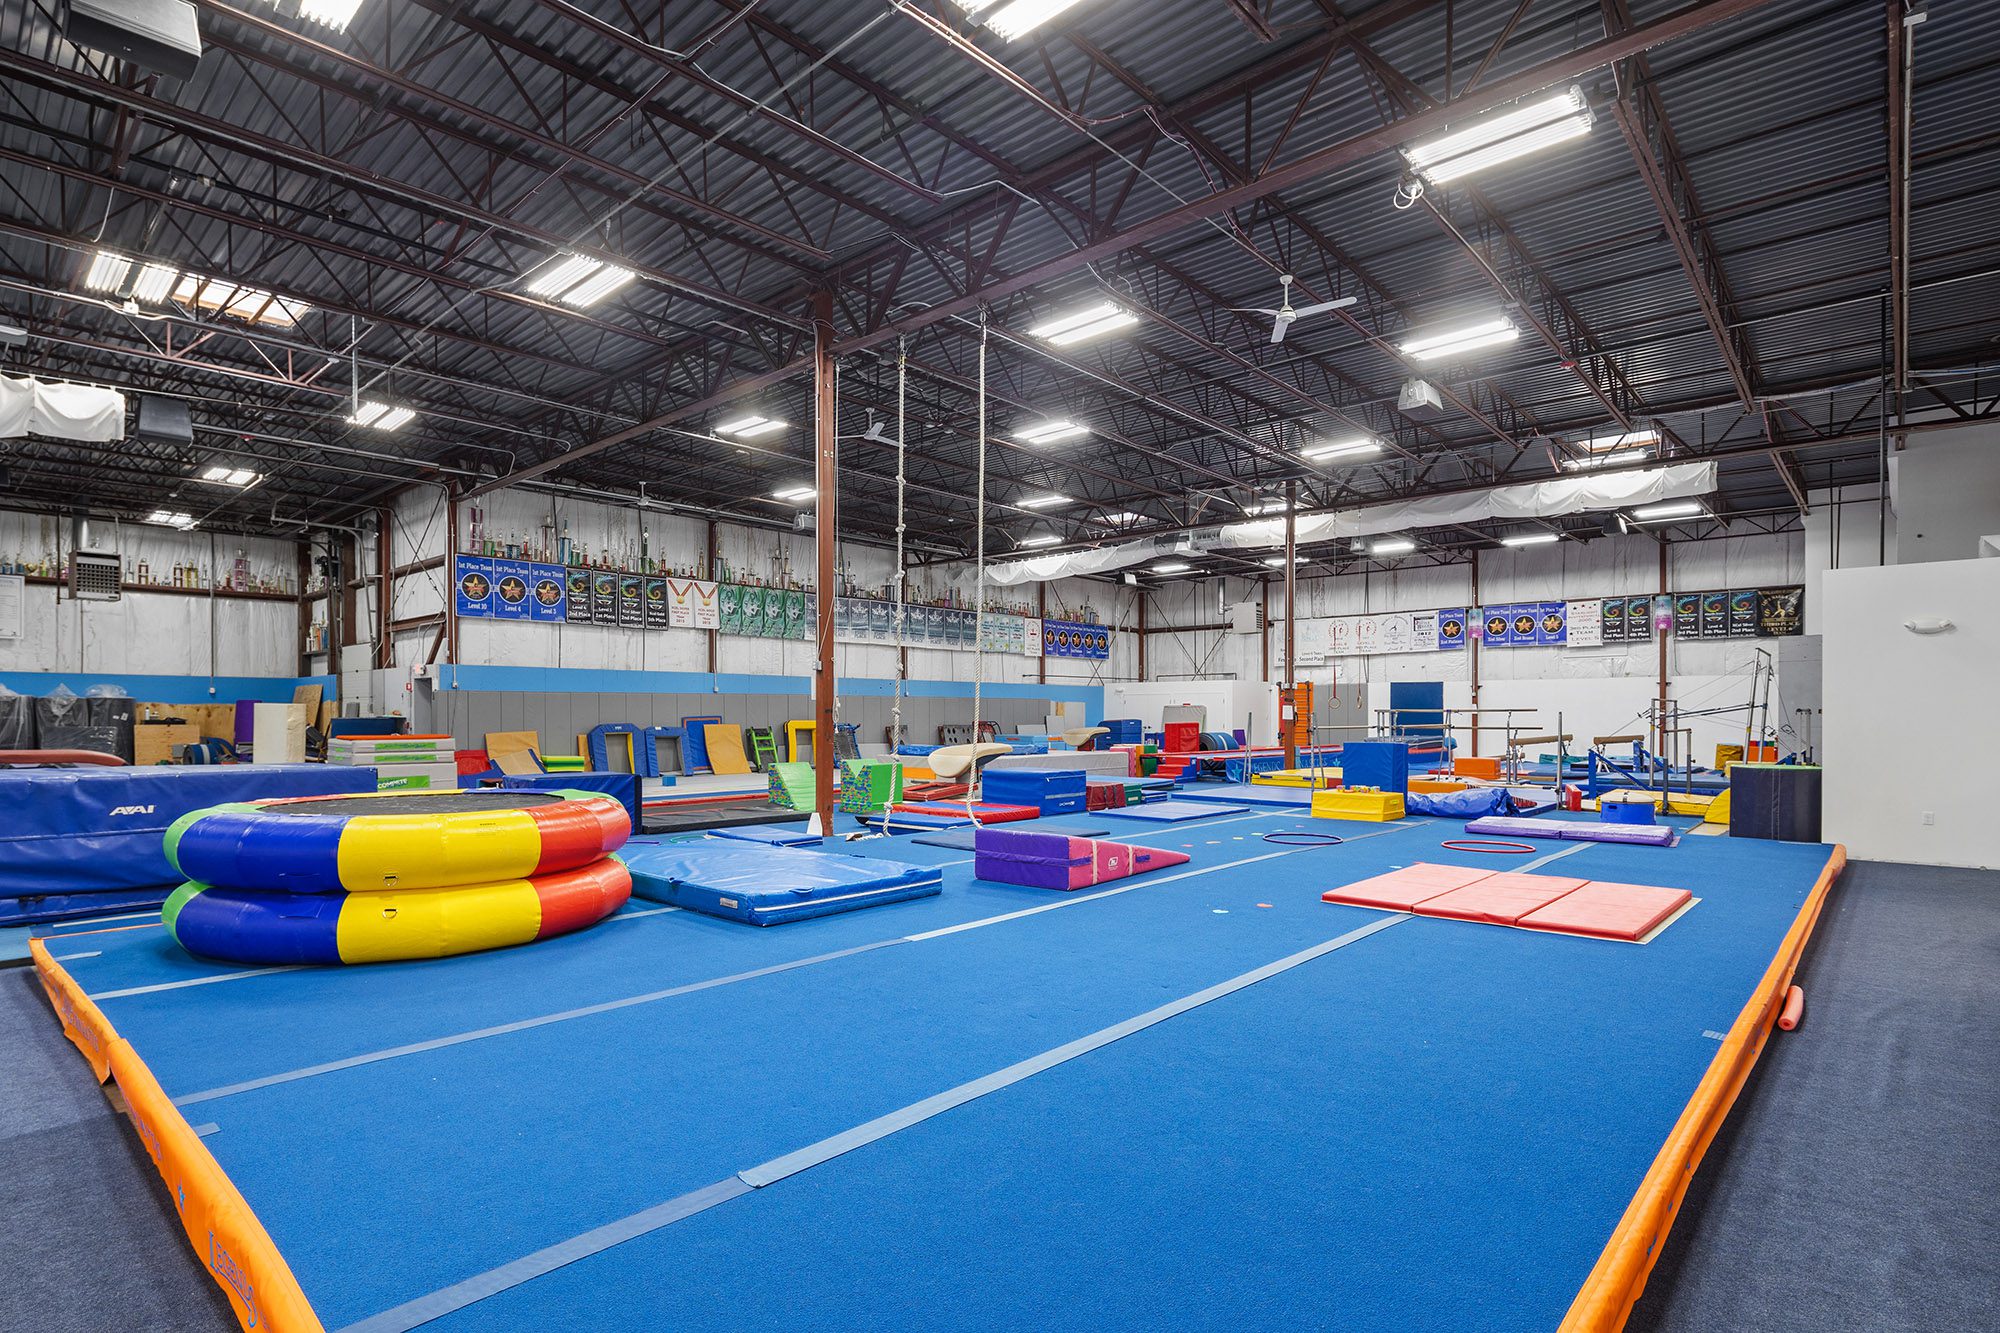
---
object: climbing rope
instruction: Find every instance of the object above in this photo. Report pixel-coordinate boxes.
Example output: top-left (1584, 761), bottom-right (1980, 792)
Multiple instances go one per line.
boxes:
top-left (891, 337), bottom-right (908, 756)
top-left (965, 310), bottom-right (989, 828)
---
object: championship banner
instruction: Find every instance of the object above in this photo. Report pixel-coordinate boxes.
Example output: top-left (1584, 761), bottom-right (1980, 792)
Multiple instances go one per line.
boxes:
top-left (453, 556), bottom-right (492, 618)
top-left (490, 560), bottom-right (532, 621)
top-left (643, 577), bottom-right (669, 630)
top-left (1756, 586), bottom-right (1804, 636)
top-left (565, 568), bottom-right (594, 624)
top-left (589, 570), bottom-right (618, 623)
top-left (1437, 609), bottom-right (1467, 651)
top-left (529, 565), bottom-right (566, 621)
top-left (616, 574), bottom-right (644, 628)
top-left (1042, 617), bottom-right (1110, 660)
top-left (1566, 599), bottom-right (1602, 648)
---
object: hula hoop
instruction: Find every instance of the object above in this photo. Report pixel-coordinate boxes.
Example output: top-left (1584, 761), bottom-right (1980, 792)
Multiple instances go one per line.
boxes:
top-left (1439, 838), bottom-right (1538, 855)
top-left (1263, 831), bottom-right (1346, 847)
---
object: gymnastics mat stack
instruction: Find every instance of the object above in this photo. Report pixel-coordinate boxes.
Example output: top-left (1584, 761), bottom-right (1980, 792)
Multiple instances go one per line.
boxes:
top-left (973, 827), bottom-right (1190, 891)
top-left (326, 733), bottom-right (457, 791)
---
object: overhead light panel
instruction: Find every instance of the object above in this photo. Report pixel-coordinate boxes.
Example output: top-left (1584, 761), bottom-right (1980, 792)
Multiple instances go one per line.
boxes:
top-left (952, 0), bottom-right (1088, 41)
top-left (130, 262), bottom-right (181, 304)
top-left (716, 415), bottom-right (788, 439)
top-left (524, 254), bottom-right (636, 307)
top-left (1371, 538), bottom-right (1416, 555)
top-left (200, 465), bottom-right (259, 486)
top-left (1579, 428), bottom-right (1661, 452)
top-left (1500, 531), bottom-right (1561, 547)
top-left (1013, 420), bottom-right (1088, 444)
top-left (348, 401), bottom-right (416, 432)
top-left (1098, 511), bottom-right (1145, 526)
top-left (1262, 555), bottom-right (1306, 567)
top-left (1018, 534), bottom-right (1062, 548)
top-left (1404, 86), bottom-right (1593, 185)
top-left (1244, 499), bottom-right (1291, 516)
top-left (1026, 301), bottom-right (1138, 347)
top-left (292, 0), bottom-right (367, 32)
top-left (772, 485), bottom-right (816, 503)
top-left (174, 276), bottom-right (308, 327)
top-left (1399, 317), bottom-right (1519, 361)
top-left (1301, 436), bottom-right (1382, 462)
top-left (1631, 501), bottom-right (1703, 522)
top-left (83, 251), bottom-right (132, 293)
top-left (1018, 493), bottom-right (1069, 509)
top-left (146, 510), bottom-right (195, 529)
top-left (1150, 561), bottom-right (1191, 574)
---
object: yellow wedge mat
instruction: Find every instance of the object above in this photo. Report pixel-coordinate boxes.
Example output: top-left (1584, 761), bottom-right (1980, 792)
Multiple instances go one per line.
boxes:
top-left (702, 722), bottom-right (753, 775)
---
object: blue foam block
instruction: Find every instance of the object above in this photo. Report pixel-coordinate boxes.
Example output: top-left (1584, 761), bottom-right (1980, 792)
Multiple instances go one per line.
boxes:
top-left (0, 763), bottom-right (377, 924)
top-left (1101, 800), bottom-right (1247, 823)
top-left (622, 842), bottom-right (942, 925)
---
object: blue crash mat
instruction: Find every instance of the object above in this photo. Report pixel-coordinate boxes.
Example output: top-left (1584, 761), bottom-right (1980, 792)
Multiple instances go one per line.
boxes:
top-left (622, 842), bottom-right (942, 926)
top-left (911, 826), bottom-right (1109, 851)
top-left (0, 763), bottom-right (376, 924)
top-left (709, 825), bottom-right (823, 848)
top-left (1100, 800), bottom-right (1247, 822)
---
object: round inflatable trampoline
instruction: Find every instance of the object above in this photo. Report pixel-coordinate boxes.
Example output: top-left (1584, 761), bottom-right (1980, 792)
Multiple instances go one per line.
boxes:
top-left (165, 789), bottom-right (630, 893)
top-left (163, 857), bottom-right (633, 965)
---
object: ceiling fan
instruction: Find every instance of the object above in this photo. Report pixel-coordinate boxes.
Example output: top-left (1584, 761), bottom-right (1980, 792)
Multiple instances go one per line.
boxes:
top-left (1233, 274), bottom-right (1358, 344)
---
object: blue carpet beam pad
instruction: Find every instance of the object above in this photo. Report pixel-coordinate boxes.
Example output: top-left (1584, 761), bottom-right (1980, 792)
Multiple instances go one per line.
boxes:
top-left (622, 843), bottom-right (942, 925)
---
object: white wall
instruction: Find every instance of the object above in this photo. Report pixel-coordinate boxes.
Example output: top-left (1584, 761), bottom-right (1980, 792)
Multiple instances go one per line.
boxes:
top-left (0, 509), bottom-right (301, 680)
top-left (1106, 679), bottom-right (1276, 740)
top-left (1822, 558), bottom-right (1998, 868)
top-left (1890, 423), bottom-right (2000, 564)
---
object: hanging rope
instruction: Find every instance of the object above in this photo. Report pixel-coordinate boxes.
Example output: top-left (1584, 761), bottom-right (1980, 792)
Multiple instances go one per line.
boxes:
top-left (891, 337), bottom-right (908, 755)
top-left (966, 310), bottom-right (990, 827)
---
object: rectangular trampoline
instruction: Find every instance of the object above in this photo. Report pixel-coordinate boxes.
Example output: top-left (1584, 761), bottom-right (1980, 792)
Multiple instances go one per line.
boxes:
top-left (29, 800), bottom-right (1841, 1333)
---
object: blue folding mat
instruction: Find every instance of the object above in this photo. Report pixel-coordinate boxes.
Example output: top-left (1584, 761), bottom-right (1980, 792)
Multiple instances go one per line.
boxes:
top-left (622, 841), bottom-right (942, 925)
top-left (708, 825), bottom-right (823, 848)
top-left (1100, 799), bottom-right (1247, 822)
top-left (0, 763), bottom-right (377, 925)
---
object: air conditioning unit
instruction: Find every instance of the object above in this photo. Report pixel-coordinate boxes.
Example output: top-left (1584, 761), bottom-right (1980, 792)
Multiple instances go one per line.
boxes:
top-left (1397, 377), bottom-right (1447, 422)
top-left (792, 512), bottom-right (815, 533)
top-left (63, 0), bottom-right (203, 81)
top-left (1227, 600), bottom-right (1263, 634)
top-left (70, 549), bottom-right (122, 601)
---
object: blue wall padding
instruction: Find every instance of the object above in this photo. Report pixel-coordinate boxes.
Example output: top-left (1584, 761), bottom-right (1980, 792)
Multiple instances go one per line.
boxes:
top-left (680, 716), bottom-right (723, 773)
top-left (1388, 680), bottom-right (1445, 741)
top-left (622, 842), bottom-right (941, 925)
top-left (640, 727), bottom-right (684, 778)
top-left (1100, 719), bottom-right (1143, 745)
top-left (587, 724), bottom-right (640, 774)
top-left (1339, 741), bottom-right (1411, 795)
top-left (170, 887), bottom-right (346, 966)
top-left (0, 764), bottom-right (376, 915)
top-left (0, 887), bottom-right (174, 928)
top-left (498, 772), bottom-right (639, 831)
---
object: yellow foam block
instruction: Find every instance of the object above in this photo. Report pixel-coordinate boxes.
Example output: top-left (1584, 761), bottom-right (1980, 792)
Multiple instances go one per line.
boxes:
top-left (1588, 790), bottom-right (1717, 818)
top-left (1252, 767), bottom-right (1342, 788)
top-left (1310, 789), bottom-right (1406, 822)
top-left (1704, 788), bottom-right (1732, 825)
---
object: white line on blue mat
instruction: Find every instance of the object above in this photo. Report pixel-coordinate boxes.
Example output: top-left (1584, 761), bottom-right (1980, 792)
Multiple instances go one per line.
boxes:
top-left (89, 965), bottom-right (308, 1001)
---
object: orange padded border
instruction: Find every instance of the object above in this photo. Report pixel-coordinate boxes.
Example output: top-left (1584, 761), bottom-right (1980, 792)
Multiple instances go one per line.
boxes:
top-left (32, 939), bottom-right (325, 1333)
top-left (1559, 843), bottom-right (1847, 1332)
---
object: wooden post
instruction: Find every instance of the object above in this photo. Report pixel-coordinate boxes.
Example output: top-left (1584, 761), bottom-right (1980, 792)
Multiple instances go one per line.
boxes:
top-left (1137, 589), bottom-right (1148, 681)
top-left (1656, 539), bottom-right (1670, 761)
top-left (376, 506), bottom-right (393, 670)
top-left (1469, 549), bottom-right (1481, 759)
top-left (1036, 583), bottom-right (1048, 686)
top-left (811, 290), bottom-right (838, 832)
top-left (705, 518), bottom-right (719, 676)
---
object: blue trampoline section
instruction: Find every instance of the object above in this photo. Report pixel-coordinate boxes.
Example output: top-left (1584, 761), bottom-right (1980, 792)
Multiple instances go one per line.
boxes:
top-left (31, 797), bottom-right (1840, 1333)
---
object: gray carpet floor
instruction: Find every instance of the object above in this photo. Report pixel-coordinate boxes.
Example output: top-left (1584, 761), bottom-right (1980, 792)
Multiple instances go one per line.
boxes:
top-left (4, 857), bottom-right (1993, 1332)
top-left (1629, 858), bottom-right (2000, 1332)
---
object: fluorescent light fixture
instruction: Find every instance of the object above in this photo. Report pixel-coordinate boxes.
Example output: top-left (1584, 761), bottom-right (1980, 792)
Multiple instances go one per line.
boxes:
top-left (146, 510), bottom-right (195, 529)
top-left (295, 0), bottom-right (367, 33)
top-left (1631, 501), bottom-right (1703, 522)
top-left (524, 254), bottom-right (636, 307)
top-left (1404, 87), bottom-right (1593, 185)
top-left (173, 276), bottom-right (308, 326)
top-left (1150, 561), bottom-right (1191, 574)
top-left (349, 401), bottom-right (416, 431)
top-left (1026, 301), bottom-right (1138, 347)
top-left (1371, 538), bottom-right (1416, 555)
top-left (716, 415), bottom-right (788, 438)
top-left (1244, 499), bottom-right (1291, 516)
top-left (130, 262), bottom-right (181, 304)
top-left (1399, 317), bottom-right (1519, 361)
top-left (1500, 531), bottom-right (1561, 547)
top-left (1562, 448), bottom-right (1651, 471)
top-left (1098, 511), bottom-right (1145, 526)
top-left (1013, 420), bottom-right (1088, 444)
top-left (1301, 436), bottom-right (1382, 462)
top-left (1018, 534), bottom-right (1062, 548)
top-left (953, 0), bottom-right (1087, 40)
top-left (1263, 555), bottom-right (1305, 567)
top-left (772, 485), bottom-right (816, 502)
top-left (1018, 493), bottom-right (1069, 509)
top-left (200, 465), bottom-right (259, 486)
top-left (84, 251), bottom-right (132, 293)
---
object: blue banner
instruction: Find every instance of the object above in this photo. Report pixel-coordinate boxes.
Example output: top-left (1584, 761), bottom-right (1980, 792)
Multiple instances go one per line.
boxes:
top-left (1436, 608), bottom-right (1467, 651)
top-left (529, 564), bottom-right (566, 621)
top-left (1041, 618), bottom-right (1110, 660)
top-left (1479, 602), bottom-right (1566, 648)
top-left (454, 556), bottom-right (493, 618)
top-left (491, 560), bottom-right (532, 620)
